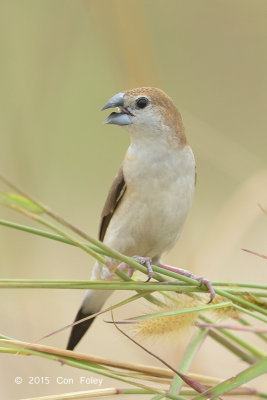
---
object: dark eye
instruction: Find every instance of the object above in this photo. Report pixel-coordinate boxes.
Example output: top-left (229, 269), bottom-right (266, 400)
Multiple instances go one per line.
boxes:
top-left (136, 97), bottom-right (149, 109)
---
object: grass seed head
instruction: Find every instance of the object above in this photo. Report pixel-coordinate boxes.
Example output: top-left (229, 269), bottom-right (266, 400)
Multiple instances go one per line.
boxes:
top-left (133, 294), bottom-right (199, 340)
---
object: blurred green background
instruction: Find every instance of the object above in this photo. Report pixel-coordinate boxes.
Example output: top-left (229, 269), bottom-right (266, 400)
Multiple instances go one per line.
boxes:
top-left (0, 0), bottom-right (266, 398)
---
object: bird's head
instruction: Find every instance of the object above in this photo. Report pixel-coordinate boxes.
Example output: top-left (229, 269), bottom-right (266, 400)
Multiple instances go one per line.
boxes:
top-left (101, 87), bottom-right (187, 147)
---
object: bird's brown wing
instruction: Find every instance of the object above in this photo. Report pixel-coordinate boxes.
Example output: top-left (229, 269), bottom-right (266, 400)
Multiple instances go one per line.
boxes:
top-left (98, 166), bottom-right (126, 242)
top-left (66, 167), bottom-right (126, 351)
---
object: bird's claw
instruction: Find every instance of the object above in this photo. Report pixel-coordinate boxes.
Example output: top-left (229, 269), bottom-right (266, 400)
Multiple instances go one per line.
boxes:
top-left (133, 256), bottom-right (153, 282)
top-left (194, 276), bottom-right (215, 303)
top-left (158, 263), bottom-right (215, 303)
top-left (115, 257), bottom-right (153, 281)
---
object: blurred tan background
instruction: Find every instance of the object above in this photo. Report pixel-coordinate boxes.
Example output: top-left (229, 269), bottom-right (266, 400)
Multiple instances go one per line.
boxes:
top-left (0, 0), bottom-right (266, 399)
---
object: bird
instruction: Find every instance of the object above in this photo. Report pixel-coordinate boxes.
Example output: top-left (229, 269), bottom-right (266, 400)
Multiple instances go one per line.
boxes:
top-left (66, 87), bottom-right (197, 351)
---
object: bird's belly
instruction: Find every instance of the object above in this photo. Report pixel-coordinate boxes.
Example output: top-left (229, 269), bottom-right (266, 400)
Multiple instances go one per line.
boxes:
top-left (104, 177), bottom-right (194, 258)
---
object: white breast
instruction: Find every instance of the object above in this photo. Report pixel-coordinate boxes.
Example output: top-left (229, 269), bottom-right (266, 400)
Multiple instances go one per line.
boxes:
top-left (104, 140), bottom-right (195, 259)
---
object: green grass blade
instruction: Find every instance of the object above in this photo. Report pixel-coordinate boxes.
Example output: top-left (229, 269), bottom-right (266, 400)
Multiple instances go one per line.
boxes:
top-left (192, 357), bottom-right (267, 399)
top-left (168, 328), bottom-right (209, 395)
top-left (131, 302), bottom-right (233, 320)
top-left (0, 340), bottom-right (183, 400)
top-left (201, 315), bottom-right (266, 359)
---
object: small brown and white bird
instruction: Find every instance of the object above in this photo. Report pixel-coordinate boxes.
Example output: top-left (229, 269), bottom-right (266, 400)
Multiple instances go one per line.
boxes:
top-left (66, 87), bottom-right (196, 350)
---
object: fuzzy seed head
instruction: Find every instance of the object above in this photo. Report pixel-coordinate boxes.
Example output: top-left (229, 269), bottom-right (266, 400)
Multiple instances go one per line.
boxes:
top-left (209, 295), bottom-right (239, 319)
top-left (133, 295), bottom-right (199, 340)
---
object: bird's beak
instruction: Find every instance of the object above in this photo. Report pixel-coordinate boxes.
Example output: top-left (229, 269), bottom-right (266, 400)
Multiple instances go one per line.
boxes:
top-left (101, 92), bottom-right (132, 125)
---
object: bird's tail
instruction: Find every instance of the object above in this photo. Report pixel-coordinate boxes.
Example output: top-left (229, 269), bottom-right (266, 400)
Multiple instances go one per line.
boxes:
top-left (66, 288), bottom-right (112, 350)
top-left (66, 261), bottom-right (112, 351)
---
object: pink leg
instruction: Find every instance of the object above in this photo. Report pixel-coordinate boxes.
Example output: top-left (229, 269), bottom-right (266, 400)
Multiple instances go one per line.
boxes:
top-left (117, 262), bottom-right (135, 278)
top-left (158, 263), bottom-right (215, 303)
top-left (105, 258), bottom-right (135, 279)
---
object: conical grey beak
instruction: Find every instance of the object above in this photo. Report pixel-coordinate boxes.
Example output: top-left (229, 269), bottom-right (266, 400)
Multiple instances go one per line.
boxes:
top-left (104, 112), bottom-right (132, 125)
top-left (101, 92), bottom-right (125, 111)
top-left (101, 92), bottom-right (132, 125)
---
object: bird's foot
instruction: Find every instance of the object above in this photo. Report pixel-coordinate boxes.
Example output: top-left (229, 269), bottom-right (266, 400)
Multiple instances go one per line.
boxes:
top-left (158, 263), bottom-right (215, 303)
top-left (116, 257), bottom-right (153, 281)
top-left (107, 256), bottom-right (153, 281)
top-left (133, 256), bottom-right (153, 282)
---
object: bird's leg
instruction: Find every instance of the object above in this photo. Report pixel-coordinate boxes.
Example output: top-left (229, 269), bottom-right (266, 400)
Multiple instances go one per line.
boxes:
top-left (158, 263), bottom-right (215, 303)
top-left (105, 258), bottom-right (120, 279)
top-left (106, 258), bottom-right (135, 279)
top-left (117, 262), bottom-right (135, 278)
top-left (133, 256), bottom-right (153, 282)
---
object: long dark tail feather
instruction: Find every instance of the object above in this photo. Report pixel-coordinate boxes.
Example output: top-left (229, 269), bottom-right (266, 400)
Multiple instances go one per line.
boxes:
top-left (66, 308), bottom-right (95, 351)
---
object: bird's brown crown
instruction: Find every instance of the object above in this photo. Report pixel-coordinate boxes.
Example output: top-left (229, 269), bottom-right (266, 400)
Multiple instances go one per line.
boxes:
top-left (125, 87), bottom-right (187, 146)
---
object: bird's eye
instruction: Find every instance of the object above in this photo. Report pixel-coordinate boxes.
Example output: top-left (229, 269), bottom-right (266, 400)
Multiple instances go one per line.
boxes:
top-left (136, 97), bottom-right (149, 109)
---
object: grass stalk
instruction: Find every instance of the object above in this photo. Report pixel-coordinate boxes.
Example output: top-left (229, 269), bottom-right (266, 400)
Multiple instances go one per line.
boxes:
top-left (200, 315), bottom-right (266, 359)
top-left (192, 357), bottom-right (267, 399)
top-left (0, 340), bottom-right (184, 400)
top-left (168, 328), bottom-right (209, 395)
